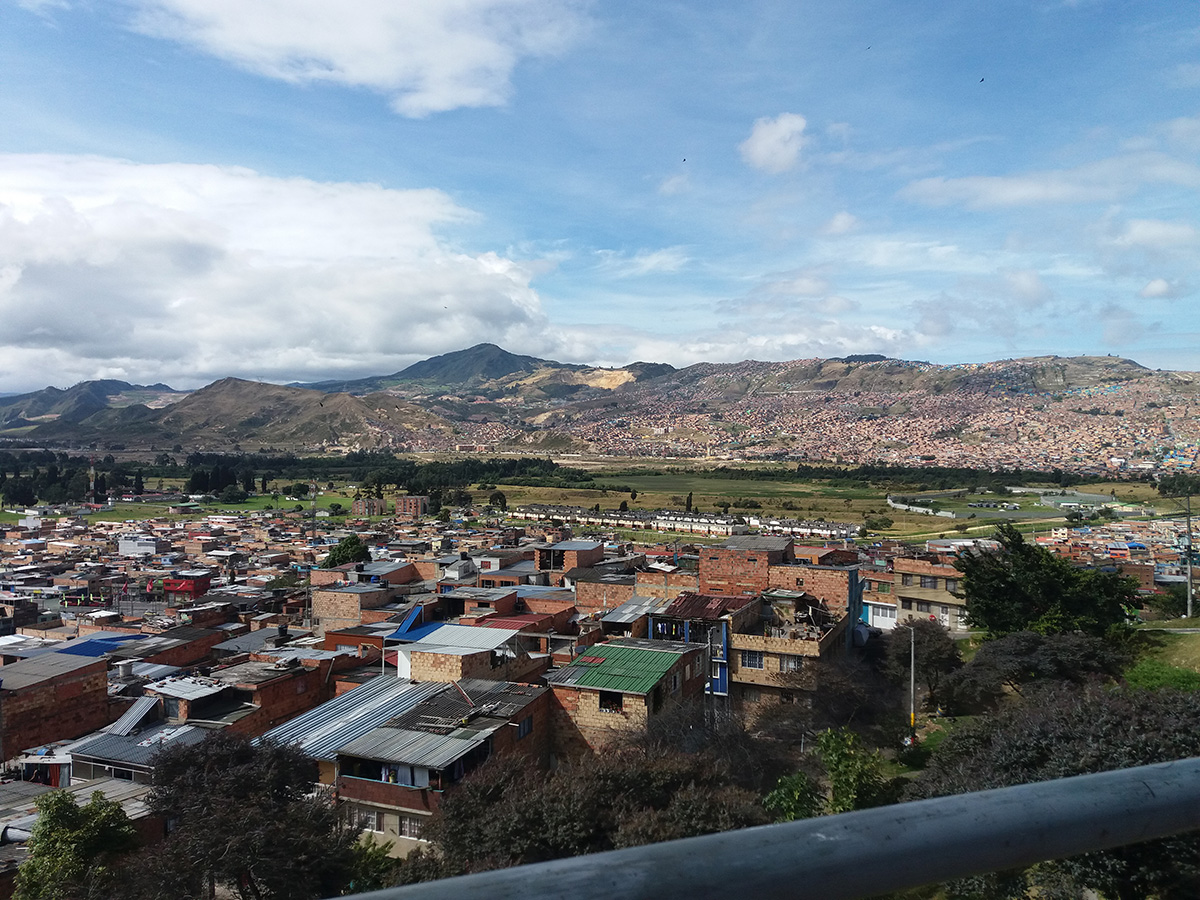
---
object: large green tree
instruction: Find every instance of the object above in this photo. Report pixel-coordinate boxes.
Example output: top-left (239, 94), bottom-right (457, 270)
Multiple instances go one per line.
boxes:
top-left (322, 534), bottom-right (372, 568)
top-left (131, 732), bottom-right (359, 900)
top-left (944, 630), bottom-right (1126, 709)
top-left (912, 686), bottom-right (1200, 900)
top-left (16, 789), bottom-right (139, 900)
top-left (957, 524), bottom-right (1136, 637)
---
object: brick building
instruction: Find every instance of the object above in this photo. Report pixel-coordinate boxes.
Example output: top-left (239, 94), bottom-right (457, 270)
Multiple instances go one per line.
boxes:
top-left (335, 679), bottom-right (550, 856)
top-left (313, 584), bottom-right (397, 635)
top-left (352, 498), bottom-right (391, 517)
top-left (394, 496), bottom-right (430, 518)
top-left (546, 638), bottom-right (707, 756)
top-left (698, 536), bottom-right (795, 595)
top-left (0, 653), bottom-right (111, 761)
top-left (891, 557), bottom-right (966, 630)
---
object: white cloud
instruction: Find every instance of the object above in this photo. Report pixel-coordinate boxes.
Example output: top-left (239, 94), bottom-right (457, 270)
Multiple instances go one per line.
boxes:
top-left (1139, 278), bottom-right (1188, 299)
top-left (1110, 218), bottom-right (1199, 250)
top-left (658, 174), bottom-right (689, 196)
top-left (739, 113), bottom-right (808, 174)
top-left (124, 0), bottom-right (584, 116)
top-left (900, 152), bottom-right (1200, 209)
top-left (1169, 63), bottom-right (1200, 88)
top-left (0, 154), bottom-right (554, 389)
top-left (821, 211), bottom-right (857, 235)
top-left (593, 247), bottom-right (689, 278)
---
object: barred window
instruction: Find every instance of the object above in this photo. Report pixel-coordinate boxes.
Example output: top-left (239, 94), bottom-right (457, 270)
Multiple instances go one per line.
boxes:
top-left (741, 650), bottom-right (764, 669)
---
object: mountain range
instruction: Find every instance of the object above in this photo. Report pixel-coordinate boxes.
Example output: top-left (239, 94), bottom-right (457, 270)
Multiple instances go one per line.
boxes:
top-left (0, 344), bottom-right (1195, 454)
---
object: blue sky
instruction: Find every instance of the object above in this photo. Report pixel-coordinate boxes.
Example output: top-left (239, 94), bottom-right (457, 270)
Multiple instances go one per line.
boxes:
top-left (1, 0), bottom-right (1198, 391)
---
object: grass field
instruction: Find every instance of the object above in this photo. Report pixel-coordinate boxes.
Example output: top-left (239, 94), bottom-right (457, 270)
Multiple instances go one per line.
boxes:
top-left (1140, 630), bottom-right (1200, 671)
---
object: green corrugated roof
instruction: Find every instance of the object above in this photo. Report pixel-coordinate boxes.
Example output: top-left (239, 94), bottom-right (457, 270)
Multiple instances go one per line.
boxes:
top-left (561, 643), bottom-right (681, 695)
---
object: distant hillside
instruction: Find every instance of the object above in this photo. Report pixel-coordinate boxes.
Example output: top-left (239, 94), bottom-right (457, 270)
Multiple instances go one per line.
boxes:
top-left (398, 343), bottom-right (567, 384)
top-left (15, 378), bottom-right (451, 450)
top-left (297, 343), bottom-right (571, 393)
top-left (0, 380), bottom-right (183, 431)
top-left (2, 349), bottom-right (1192, 454)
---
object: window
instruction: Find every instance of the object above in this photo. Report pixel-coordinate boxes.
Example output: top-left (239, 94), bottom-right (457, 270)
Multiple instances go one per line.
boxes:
top-left (670, 672), bottom-right (681, 692)
top-left (355, 807), bottom-right (383, 832)
top-left (876, 582), bottom-right (891, 593)
top-left (780, 655), bottom-right (803, 673)
top-left (900, 573), bottom-right (913, 586)
top-left (945, 579), bottom-right (958, 593)
top-left (917, 601), bottom-right (931, 613)
top-left (711, 660), bottom-right (722, 678)
top-left (901, 599), bottom-right (913, 610)
top-left (876, 605), bottom-right (896, 620)
top-left (740, 650), bottom-right (764, 669)
top-left (516, 715), bottom-right (533, 739)
top-left (920, 575), bottom-right (938, 589)
top-left (599, 691), bottom-right (624, 713)
top-left (398, 815), bottom-right (426, 839)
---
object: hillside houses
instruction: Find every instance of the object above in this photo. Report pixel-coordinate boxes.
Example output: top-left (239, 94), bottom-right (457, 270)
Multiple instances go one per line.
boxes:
top-left (0, 498), bottom-right (1190, 874)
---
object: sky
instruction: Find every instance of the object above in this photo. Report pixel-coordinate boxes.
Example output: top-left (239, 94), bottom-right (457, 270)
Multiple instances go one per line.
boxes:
top-left (1, 0), bottom-right (1199, 392)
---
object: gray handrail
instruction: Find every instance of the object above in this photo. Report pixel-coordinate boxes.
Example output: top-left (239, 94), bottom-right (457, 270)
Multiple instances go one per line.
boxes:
top-left (339, 756), bottom-right (1200, 900)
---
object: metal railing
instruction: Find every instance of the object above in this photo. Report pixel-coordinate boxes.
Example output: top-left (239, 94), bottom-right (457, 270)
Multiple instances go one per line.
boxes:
top-left (340, 757), bottom-right (1200, 900)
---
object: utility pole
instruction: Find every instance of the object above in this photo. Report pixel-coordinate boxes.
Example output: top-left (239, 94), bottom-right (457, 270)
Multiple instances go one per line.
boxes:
top-left (1186, 492), bottom-right (1194, 620)
top-left (909, 623), bottom-right (916, 736)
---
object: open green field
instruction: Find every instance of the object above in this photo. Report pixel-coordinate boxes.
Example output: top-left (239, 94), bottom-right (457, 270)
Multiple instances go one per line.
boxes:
top-left (1141, 630), bottom-right (1200, 671)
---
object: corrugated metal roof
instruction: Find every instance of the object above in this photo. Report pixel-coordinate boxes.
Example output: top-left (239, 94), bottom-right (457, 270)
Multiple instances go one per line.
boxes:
top-left (387, 623), bottom-right (520, 650)
top-left (131, 662), bottom-right (180, 680)
top-left (388, 679), bottom-right (544, 733)
top-left (257, 677), bottom-right (444, 761)
top-left (602, 594), bottom-right (671, 625)
top-left (145, 676), bottom-right (226, 700)
top-left (337, 726), bottom-right (486, 769)
top-left (663, 592), bottom-right (754, 620)
top-left (103, 696), bottom-right (160, 736)
top-left (53, 633), bottom-right (143, 657)
top-left (69, 725), bottom-right (206, 768)
top-left (0, 653), bottom-right (103, 690)
top-left (546, 640), bottom-right (695, 695)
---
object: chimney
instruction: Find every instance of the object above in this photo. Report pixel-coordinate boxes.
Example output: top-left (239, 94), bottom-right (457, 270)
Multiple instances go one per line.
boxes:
top-left (277, 623), bottom-right (289, 639)
top-left (116, 660), bottom-right (135, 679)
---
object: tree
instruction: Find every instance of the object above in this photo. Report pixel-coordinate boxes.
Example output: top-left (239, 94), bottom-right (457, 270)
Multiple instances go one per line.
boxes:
top-left (756, 655), bottom-right (904, 748)
top-left (488, 490), bottom-right (507, 511)
top-left (397, 750), bottom-right (766, 884)
top-left (764, 728), bottom-right (899, 822)
top-left (911, 686), bottom-right (1200, 900)
top-left (956, 524), bottom-right (1137, 637)
top-left (132, 471), bottom-right (143, 495)
top-left (685, 491), bottom-right (693, 512)
top-left (618, 500), bottom-right (628, 512)
top-left (322, 534), bottom-right (371, 568)
top-left (944, 630), bottom-right (1126, 709)
top-left (219, 484), bottom-right (248, 504)
top-left (885, 619), bottom-right (962, 710)
top-left (16, 789), bottom-right (139, 900)
top-left (137, 732), bottom-right (359, 900)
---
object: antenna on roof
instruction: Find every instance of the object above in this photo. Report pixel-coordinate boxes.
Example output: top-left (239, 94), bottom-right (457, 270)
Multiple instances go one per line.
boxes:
top-left (452, 680), bottom-right (475, 707)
